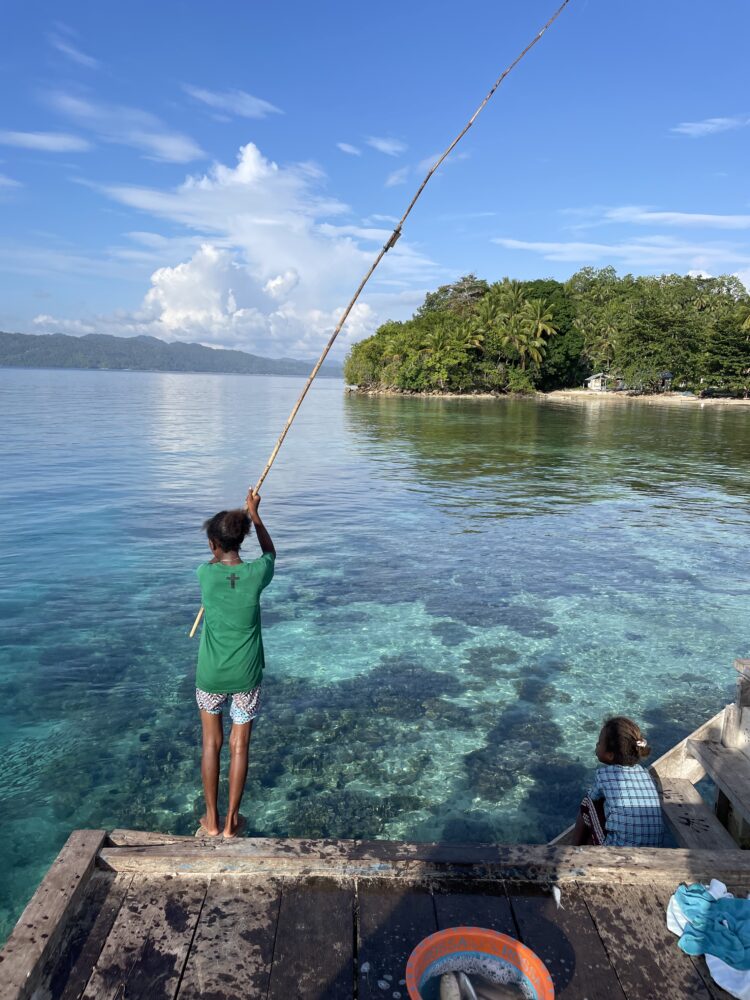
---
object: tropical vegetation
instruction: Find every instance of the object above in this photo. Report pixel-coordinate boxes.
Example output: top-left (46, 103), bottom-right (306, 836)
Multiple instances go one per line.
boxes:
top-left (344, 269), bottom-right (750, 396)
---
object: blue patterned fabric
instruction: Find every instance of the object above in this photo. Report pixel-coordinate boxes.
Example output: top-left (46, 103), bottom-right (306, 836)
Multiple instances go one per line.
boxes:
top-left (588, 763), bottom-right (664, 847)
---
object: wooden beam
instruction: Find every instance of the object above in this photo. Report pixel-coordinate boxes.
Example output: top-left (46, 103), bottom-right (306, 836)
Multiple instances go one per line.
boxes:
top-left (654, 776), bottom-right (737, 851)
top-left (0, 830), bottom-right (106, 1000)
top-left (687, 739), bottom-right (750, 827)
top-left (651, 709), bottom-right (725, 782)
top-left (97, 839), bottom-right (750, 886)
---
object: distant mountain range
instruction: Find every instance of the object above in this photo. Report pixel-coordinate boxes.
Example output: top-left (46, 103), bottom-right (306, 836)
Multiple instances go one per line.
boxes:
top-left (0, 331), bottom-right (343, 378)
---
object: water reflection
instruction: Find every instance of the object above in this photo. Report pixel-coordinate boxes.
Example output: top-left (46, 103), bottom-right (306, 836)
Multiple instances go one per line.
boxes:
top-left (343, 394), bottom-right (750, 519)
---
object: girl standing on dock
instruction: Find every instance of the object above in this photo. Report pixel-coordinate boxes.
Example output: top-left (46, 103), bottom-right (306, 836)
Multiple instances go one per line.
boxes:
top-left (195, 490), bottom-right (275, 837)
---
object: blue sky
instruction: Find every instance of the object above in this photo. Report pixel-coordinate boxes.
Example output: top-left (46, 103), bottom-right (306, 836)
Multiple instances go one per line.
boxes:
top-left (1, 0), bottom-right (749, 359)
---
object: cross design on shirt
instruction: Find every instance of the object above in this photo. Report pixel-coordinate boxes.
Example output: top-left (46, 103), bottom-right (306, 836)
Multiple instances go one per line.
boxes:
top-left (226, 572), bottom-right (240, 589)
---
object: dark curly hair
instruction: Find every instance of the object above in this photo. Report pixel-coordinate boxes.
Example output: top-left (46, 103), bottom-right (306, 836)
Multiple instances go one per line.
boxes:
top-left (203, 509), bottom-right (251, 552)
top-left (600, 716), bottom-right (651, 766)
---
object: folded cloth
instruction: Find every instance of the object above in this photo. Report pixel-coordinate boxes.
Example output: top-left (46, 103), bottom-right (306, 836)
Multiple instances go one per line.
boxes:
top-left (667, 880), bottom-right (750, 1000)
top-left (675, 883), bottom-right (750, 968)
top-left (579, 795), bottom-right (606, 846)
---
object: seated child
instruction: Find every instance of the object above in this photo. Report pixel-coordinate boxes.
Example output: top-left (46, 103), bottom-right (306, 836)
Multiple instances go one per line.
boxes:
top-left (195, 489), bottom-right (275, 838)
top-left (572, 715), bottom-right (664, 847)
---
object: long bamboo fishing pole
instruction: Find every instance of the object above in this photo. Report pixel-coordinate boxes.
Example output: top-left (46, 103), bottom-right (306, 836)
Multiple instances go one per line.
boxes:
top-left (189, 0), bottom-right (572, 638)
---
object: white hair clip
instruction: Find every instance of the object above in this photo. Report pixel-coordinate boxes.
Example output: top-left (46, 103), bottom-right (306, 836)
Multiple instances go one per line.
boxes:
top-left (636, 739), bottom-right (647, 747)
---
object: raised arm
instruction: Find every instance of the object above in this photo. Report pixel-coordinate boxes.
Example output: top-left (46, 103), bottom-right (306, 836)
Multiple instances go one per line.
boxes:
top-left (245, 490), bottom-right (276, 557)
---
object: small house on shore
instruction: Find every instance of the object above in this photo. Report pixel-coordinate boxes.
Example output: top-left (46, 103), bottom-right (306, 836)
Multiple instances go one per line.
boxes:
top-left (584, 372), bottom-right (624, 392)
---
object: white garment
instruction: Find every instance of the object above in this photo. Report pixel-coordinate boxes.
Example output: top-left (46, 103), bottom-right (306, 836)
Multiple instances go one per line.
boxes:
top-left (667, 879), bottom-right (750, 1000)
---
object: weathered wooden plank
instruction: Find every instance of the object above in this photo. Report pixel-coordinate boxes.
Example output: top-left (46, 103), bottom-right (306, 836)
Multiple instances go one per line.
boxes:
top-left (651, 884), bottom-right (734, 1000)
top-left (266, 877), bottom-right (354, 1000)
top-left (108, 829), bottom-right (197, 847)
top-left (582, 883), bottom-right (712, 999)
top-left (688, 740), bottom-right (750, 827)
top-left (49, 871), bottom-right (133, 1000)
top-left (98, 841), bottom-right (750, 886)
top-left (433, 881), bottom-right (517, 937)
top-left (651, 710), bottom-right (725, 782)
top-left (0, 829), bottom-right (106, 1000)
top-left (81, 874), bottom-right (207, 1000)
top-left (177, 876), bottom-right (281, 1000)
top-left (358, 883), bottom-right (436, 1000)
top-left (655, 776), bottom-right (737, 851)
top-left (509, 883), bottom-right (626, 1000)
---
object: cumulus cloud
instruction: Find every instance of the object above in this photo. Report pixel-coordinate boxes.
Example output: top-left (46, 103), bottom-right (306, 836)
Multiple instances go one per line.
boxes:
top-left (48, 91), bottom-right (204, 162)
top-left (336, 142), bottom-right (361, 156)
top-left (0, 130), bottom-right (90, 152)
top-left (183, 85), bottom-right (282, 119)
top-left (366, 136), bottom-right (407, 156)
top-left (35, 142), bottom-right (440, 356)
top-left (263, 270), bottom-right (299, 299)
top-left (671, 115), bottom-right (750, 138)
top-left (33, 243), bottom-right (378, 356)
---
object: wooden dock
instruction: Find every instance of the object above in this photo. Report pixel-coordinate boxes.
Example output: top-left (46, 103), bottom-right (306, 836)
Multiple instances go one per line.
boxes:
top-left (3, 829), bottom-right (750, 1000)
top-left (3, 659), bottom-right (750, 1000)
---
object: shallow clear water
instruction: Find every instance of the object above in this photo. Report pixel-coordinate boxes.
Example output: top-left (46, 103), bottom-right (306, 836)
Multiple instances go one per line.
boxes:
top-left (1, 369), bottom-right (749, 939)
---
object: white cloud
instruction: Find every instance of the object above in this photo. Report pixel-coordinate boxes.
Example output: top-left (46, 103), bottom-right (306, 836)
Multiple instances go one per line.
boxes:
top-left (183, 85), bottom-right (282, 119)
top-left (34, 142), bottom-right (440, 356)
top-left (492, 235), bottom-right (750, 274)
top-left (32, 244), bottom-right (379, 356)
top-left (366, 136), bottom-right (407, 156)
top-left (364, 213), bottom-right (399, 225)
top-left (0, 173), bottom-right (21, 188)
top-left (33, 314), bottom-right (97, 334)
top-left (48, 32), bottom-right (99, 69)
top-left (263, 269), bottom-right (299, 299)
top-left (0, 130), bottom-right (91, 152)
top-left (336, 142), bottom-right (361, 156)
top-left (604, 206), bottom-right (750, 229)
top-left (671, 115), bottom-right (750, 138)
top-left (48, 91), bottom-right (204, 162)
top-left (416, 150), bottom-right (469, 173)
top-left (385, 166), bottom-right (409, 187)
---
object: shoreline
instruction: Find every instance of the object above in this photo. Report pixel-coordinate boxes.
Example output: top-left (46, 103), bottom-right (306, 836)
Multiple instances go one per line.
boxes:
top-left (346, 386), bottom-right (750, 407)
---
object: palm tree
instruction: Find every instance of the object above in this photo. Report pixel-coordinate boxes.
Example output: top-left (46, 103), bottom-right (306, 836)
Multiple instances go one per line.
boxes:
top-left (523, 298), bottom-right (558, 342)
top-left (500, 298), bottom-right (558, 370)
top-left (419, 324), bottom-right (452, 357)
top-left (473, 295), bottom-right (499, 342)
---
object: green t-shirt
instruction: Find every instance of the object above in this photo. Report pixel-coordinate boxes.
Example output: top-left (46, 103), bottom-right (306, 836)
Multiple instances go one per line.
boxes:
top-left (195, 553), bottom-right (275, 694)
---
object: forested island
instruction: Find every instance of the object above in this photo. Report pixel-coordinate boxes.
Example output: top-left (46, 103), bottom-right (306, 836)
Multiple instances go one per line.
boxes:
top-left (344, 268), bottom-right (750, 397)
top-left (0, 330), bottom-right (343, 378)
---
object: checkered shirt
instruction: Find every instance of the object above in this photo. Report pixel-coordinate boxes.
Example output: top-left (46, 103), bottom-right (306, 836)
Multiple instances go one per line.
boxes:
top-left (589, 763), bottom-right (664, 847)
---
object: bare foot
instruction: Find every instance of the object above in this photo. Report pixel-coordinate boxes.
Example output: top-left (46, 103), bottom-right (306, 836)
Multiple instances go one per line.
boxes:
top-left (198, 815), bottom-right (221, 837)
top-left (222, 813), bottom-right (246, 839)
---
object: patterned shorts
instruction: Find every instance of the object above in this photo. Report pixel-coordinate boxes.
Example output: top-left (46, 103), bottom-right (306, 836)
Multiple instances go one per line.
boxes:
top-left (195, 687), bottom-right (261, 724)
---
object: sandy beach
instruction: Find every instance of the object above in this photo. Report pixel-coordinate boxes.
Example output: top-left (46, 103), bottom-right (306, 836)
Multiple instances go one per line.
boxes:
top-left (545, 389), bottom-right (750, 407)
top-left (348, 386), bottom-right (750, 406)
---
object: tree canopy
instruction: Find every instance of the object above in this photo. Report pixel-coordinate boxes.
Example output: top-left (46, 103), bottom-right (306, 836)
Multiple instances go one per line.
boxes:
top-left (344, 269), bottom-right (750, 396)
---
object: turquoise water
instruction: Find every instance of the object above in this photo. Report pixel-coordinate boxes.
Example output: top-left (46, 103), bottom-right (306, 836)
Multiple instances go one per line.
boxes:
top-left (1, 369), bottom-right (749, 939)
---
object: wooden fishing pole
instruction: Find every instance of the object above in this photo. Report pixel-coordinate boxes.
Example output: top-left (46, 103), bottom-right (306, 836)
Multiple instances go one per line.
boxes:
top-left (189, 0), bottom-right (572, 638)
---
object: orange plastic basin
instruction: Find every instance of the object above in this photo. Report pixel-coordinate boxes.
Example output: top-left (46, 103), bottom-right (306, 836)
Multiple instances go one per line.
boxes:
top-left (405, 926), bottom-right (554, 999)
